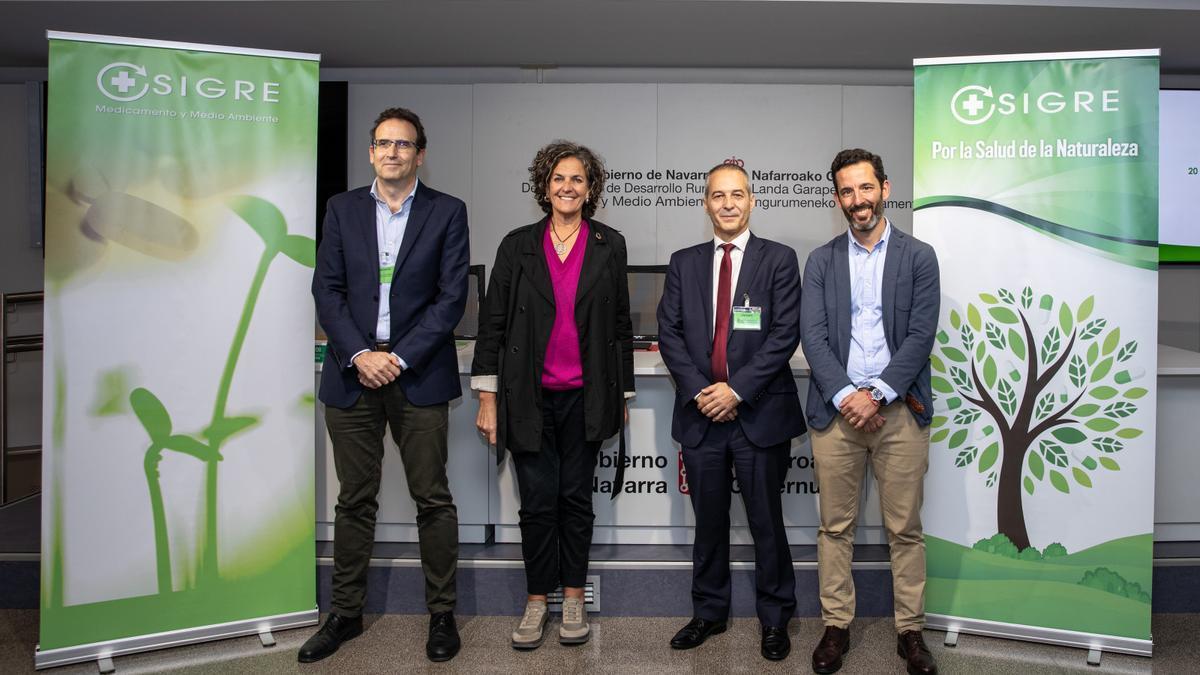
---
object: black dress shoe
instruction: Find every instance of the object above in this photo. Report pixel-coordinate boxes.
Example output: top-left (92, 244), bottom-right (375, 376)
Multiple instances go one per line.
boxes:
top-left (897, 630), bottom-right (937, 675)
top-left (761, 626), bottom-right (791, 661)
top-left (297, 613), bottom-right (363, 663)
top-left (811, 625), bottom-right (849, 674)
top-left (426, 611), bottom-right (461, 662)
top-left (669, 617), bottom-right (727, 649)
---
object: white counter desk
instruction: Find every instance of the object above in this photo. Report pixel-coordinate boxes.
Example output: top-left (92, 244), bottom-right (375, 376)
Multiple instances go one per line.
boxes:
top-left (314, 343), bottom-right (1200, 544)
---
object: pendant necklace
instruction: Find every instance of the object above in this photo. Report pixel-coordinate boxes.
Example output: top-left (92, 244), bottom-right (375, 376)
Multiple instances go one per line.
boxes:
top-left (551, 221), bottom-right (582, 255)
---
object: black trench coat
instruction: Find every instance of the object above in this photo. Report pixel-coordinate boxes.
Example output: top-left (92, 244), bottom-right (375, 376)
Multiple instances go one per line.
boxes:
top-left (472, 218), bottom-right (636, 457)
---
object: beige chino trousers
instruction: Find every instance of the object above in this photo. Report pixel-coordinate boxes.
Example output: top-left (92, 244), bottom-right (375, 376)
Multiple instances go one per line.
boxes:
top-left (810, 398), bottom-right (930, 632)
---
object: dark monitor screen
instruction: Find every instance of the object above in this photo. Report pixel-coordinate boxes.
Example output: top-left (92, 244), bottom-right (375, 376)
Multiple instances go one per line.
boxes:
top-left (454, 265), bottom-right (486, 340)
top-left (627, 265), bottom-right (667, 341)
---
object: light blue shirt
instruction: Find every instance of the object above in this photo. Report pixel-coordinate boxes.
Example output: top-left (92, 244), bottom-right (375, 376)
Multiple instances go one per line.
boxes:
top-left (832, 219), bottom-right (899, 408)
top-left (349, 178), bottom-right (418, 370)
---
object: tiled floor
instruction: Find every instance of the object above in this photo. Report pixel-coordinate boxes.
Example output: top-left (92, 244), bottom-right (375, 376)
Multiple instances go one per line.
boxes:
top-left (4, 610), bottom-right (1190, 674)
top-left (3, 498), bottom-right (1195, 673)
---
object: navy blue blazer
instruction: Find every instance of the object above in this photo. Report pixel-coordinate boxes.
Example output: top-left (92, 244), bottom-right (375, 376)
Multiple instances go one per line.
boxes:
top-left (799, 226), bottom-right (940, 431)
top-left (656, 233), bottom-right (806, 449)
top-left (313, 182), bottom-right (470, 408)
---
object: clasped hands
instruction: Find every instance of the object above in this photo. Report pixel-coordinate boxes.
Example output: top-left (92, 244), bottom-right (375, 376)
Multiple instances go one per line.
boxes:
top-left (353, 351), bottom-right (401, 389)
top-left (697, 382), bottom-right (739, 423)
top-left (840, 389), bottom-right (886, 432)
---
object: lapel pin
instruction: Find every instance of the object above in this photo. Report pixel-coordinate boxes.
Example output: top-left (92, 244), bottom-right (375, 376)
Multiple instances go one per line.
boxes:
top-left (595, 232), bottom-right (602, 240)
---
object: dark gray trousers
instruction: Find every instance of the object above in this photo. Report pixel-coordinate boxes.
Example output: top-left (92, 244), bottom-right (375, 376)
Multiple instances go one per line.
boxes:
top-left (325, 381), bottom-right (458, 615)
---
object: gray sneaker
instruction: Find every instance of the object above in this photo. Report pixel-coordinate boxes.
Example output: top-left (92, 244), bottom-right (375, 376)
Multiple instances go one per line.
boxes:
top-left (559, 597), bottom-right (590, 644)
top-left (511, 600), bottom-right (549, 650)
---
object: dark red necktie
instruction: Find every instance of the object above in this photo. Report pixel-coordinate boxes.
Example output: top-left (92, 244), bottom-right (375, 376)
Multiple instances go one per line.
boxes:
top-left (711, 243), bottom-right (734, 382)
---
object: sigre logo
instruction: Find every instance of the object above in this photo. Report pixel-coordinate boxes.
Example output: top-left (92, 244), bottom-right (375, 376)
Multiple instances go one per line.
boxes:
top-left (950, 85), bottom-right (995, 125)
top-left (96, 62), bottom-right (281, 103)
top-left (950, 84), bottom-right (1120, 125)
top-left (97, 62), bottom-right (150, 102)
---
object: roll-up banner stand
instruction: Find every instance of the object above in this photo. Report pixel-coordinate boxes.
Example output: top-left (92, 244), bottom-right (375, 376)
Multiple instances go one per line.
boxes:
top-left (913, 49), bottom-right (1158, 658)
top-left (39, 31), bottom-right (320, 668)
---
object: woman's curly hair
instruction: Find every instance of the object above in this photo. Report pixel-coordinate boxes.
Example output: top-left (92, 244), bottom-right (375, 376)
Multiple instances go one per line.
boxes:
top-left (528, 140), bottom-right (606, 220)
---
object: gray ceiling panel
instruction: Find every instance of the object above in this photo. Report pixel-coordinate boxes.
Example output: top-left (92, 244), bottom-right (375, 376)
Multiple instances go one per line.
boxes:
top-left (0, 1), bottom-right (1197, 73)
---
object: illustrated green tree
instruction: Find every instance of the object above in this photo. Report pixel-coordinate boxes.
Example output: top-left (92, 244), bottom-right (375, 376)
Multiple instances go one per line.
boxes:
top-left (930, 287), bottom-right (1146, 551)
top-left (130, 196), bottom-right (315, 593)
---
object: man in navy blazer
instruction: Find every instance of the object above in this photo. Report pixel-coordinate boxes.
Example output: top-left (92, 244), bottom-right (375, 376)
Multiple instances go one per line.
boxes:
top-left (657, 163), bottom-right (804, 661)
top-left (800, 149), bottom-right (939, 675)
top-left (307, 108), bottom-right (469, 664)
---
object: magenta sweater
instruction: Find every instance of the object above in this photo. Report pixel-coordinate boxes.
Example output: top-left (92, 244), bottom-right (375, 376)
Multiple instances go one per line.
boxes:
top-left (541, 220), bottom-right (589, 390)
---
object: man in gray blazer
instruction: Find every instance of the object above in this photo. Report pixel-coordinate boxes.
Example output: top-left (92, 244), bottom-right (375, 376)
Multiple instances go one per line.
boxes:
top-left (800, 149), bottom-right (940, 675)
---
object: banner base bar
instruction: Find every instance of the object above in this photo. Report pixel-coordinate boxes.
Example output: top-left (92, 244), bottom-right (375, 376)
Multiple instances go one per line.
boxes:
top-left (258, 628), bottom-right (276, 648)
top-left (34, 607), bottom-right (318, 670)
top-left (925, 613), bottom-right (1152, 658)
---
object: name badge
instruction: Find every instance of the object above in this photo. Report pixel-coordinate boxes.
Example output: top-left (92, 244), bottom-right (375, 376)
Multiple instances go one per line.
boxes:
top-left (379, 265), bottom-right (395, 284)
top-left (732, 306), bottom-right (762, 330)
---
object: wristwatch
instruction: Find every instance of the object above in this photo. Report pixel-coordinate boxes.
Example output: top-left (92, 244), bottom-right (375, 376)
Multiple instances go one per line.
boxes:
top-left (859, 386), bottom-right (885, 406)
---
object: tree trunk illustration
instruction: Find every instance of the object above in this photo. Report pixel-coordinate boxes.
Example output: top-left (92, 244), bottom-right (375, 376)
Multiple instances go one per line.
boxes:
top-left (995, 434), bottom-right (1030, 550)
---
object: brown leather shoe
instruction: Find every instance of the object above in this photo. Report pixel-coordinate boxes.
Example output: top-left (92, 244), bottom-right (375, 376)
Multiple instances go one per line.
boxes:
top-left (897, 630), bottom-right (938, 675)
top-left (811, 625), bottom-right (849, 673)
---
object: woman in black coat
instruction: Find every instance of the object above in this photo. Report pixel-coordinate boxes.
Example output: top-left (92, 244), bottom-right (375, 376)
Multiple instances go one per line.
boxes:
top-left (472, 140), bottom-right (635, 649)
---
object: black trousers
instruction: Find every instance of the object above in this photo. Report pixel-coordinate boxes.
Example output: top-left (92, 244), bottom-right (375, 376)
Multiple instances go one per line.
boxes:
top-left (511, 388), bottom-right (601, 595)
top-left (682, 420), bottom-right (796, 628)
top-left (324, 381), bottom-right (458, 616)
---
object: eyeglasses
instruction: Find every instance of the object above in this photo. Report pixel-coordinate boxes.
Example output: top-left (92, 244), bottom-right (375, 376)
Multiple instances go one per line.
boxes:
top-left (372, 138), bottom-right (419, 151)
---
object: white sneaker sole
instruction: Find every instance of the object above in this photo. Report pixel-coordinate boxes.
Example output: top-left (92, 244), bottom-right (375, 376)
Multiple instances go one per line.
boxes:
top-left (559, 627), bottom-right (590, 645)
top-left (511, 632), bottom-right (546, 650)
top-left (512, 617), bottom-right (548, 650)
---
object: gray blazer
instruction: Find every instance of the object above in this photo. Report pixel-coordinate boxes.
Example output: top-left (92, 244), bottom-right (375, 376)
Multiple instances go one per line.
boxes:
top-left (799, 225), bottom-right (941, 431)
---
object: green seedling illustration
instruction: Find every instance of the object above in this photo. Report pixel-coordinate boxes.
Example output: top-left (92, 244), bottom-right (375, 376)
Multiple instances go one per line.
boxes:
top-left (127, 195), bottom-right (315, 592)
top-left (930, 287), bottom-right (1145, 551)
top-left (43, 152), bottom-right (315, 608)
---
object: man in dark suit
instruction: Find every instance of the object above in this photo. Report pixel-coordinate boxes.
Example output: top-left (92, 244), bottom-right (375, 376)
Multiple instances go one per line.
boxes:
top-left (305, 107), bottom-right (469, 663)
top-left (657, 162), bottom-right (804, 661)
top-left (800, 149), bottom-right (940, 675)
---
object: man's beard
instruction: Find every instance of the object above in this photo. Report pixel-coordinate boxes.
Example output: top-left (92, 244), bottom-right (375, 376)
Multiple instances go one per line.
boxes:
top-left (845, 201), bottom-right (883, 232)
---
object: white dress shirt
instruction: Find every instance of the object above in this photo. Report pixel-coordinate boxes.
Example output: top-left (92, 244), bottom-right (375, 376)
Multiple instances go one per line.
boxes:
top-left (832, 219), bottom-right (899, 408)
top-left (349, 177), bottom-right (418, 370)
